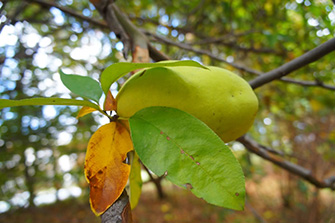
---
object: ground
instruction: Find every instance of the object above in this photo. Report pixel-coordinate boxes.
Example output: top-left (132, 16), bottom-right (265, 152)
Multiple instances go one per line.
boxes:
top-left (0, 186), bottom-right (262, 223)
top-left (1, 170), bottom-right (335, 223)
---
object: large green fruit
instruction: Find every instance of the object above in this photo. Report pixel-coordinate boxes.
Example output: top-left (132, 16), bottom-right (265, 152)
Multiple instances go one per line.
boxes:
top-left (116, 65), bottom-right (258, 142)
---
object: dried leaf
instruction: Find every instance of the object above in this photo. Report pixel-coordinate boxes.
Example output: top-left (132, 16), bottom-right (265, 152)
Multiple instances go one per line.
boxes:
top-left (77, 106), bottom-right (98, 119)
top-left (85, 121), bottom-right (133, 216)
top-left (104, 90), bottom-right (117, 111)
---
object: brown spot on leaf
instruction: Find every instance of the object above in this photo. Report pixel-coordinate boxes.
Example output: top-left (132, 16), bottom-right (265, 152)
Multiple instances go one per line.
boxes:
top-left (86, 170), bottom-right (92, 180)
top-left (98, 169), bottom-right (103, 174)
top-left (196, 162), bottom-right (200, 165)
top-left (185, 183), bottom-right (193, 190)
top-left (166, 136), bottom-right (170, 140)
top-left (190, 155), bottom-right (194, 160)
top-left (235, 192), bottom-right (239, 196)
top-left (181, 149), bottom-right (185, 154)
top-left (160, 131), bottom-right (164, 134)
top-left (138, 70), bottom-right (146, 77)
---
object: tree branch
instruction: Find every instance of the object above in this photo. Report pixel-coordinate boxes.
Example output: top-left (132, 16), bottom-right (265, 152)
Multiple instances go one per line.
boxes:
top-left (101, 190), bottom-right (132, 223)
top-left (0, 1), bottom-right (28, 33)
top-left (191, 37), bottom-right (284, 55)
top-left (190, 30), bottom-right (259, 45)
top-left (245, 201), bottom-right (267, 223)
top-left (111, 4), bottom-right (170, 62)
top-left (249, 37), bottom-right (335, 89)
top-left (0, 0), bottom-right (9, 15)
top-left (129, 15), bottom-right (208, 39)
top-left (29, 0), bottom-right (107, 28)
top-left (237, 136), bottom-right (335, 190)
top-left (29, 0), bottom-right (168, 62)
top-left (89, 0), bottom-right (131, 59)
top-left (133, 17), bottom-right (278, 55)
top-left (143, 165), bottom-right (165, 199)
top-left (26, 0), bottom-right (335, 92)
top-left (143, 30), bottom-right (262, 75)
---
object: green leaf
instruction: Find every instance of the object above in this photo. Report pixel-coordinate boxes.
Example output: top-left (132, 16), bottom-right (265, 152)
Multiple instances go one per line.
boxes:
top-left (128, 151), bottom-right (143, 209)
top-left (100, 60), bottom-right (208, 95)
top-left (59, 69), bottom-right (103, 103)
top-left (0, 98), bottom-right (101, 110)
top-left (129, 106), bottom-right (245, 210)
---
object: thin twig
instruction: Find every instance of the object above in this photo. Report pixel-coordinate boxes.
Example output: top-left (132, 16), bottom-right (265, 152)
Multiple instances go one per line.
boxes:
top-left (190, 30), bottom-right (259, 45)
top-left (245, 201), bottom-right (267, 223)
top-left (280, 77), bottom-right (335, 91)
top-left (237, 136), bottom-right (335, 190)
top-left (29, 0), bottom-right (107, 28)
top-left (142, 165), bottom-right (165, 199)
top-left (0, 1), bottom-right (28, 33)
top-left (191, 37), bottom-right (283, 55)
top-left (129, 15), bottom-right (206, 38)
top-left (0, 0), bottom-right (8, 15)
top-left (143, 30), bottom-right (262, 75)
top-left (31, 0), bottom-right (169, 62)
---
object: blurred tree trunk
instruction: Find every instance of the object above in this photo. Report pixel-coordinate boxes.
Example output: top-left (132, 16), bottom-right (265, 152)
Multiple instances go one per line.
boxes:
top-left (24, 160), bottom-right (36, 207)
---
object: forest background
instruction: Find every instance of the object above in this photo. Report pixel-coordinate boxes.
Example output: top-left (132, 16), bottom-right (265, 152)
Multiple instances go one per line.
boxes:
top-left (0, 0), bottom-right (335, 222)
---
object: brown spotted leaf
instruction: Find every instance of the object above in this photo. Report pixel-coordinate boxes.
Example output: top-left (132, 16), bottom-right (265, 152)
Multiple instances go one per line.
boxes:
top-left (85, 121), bottom-right (133, 216)
top-left (129, 106), bottom-right (245, 211)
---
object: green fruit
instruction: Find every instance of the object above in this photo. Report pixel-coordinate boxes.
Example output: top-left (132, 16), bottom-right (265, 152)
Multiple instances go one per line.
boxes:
top-left (116, 65), bottom-right (258, 142)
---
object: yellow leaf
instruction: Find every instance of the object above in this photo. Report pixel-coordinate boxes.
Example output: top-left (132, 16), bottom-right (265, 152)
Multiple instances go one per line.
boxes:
top-left (103, 90), bottom-right (117, 111)
top-left (85, 121), bottom-right (133, 216)
top-left (77, 106), bottom-right (97, 119)
top-left (128, 151), bottom-right (142, 209)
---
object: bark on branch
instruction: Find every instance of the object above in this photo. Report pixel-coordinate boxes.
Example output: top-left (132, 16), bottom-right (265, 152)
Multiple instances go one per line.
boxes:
top-left (90, 0), bottom-right (168, 61)
top-left (90, 0), bottom-right (131, 59)
top-left (101, 190), bottom-right (132, 223)
top-left (237, 136), bottom-right (335, 190)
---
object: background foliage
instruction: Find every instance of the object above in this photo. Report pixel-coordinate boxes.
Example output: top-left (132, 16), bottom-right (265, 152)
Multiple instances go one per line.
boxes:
top-left (0, 0), bottom-right (335, 222)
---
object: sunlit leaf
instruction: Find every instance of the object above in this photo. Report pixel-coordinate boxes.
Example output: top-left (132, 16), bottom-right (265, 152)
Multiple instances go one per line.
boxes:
top-left (77, 106), bottom-right (98, 119)
top-left (128, 151), bottom-right (142, 209)
top-left (100, 60), bottom-right (208, 95)
top-left (103, 90), bottom-right (117, 111)
top-left (0, 98), bottom-right (101, 110)
top-left (129, 107), bottom-right (245, 210)
top-left (59, 69), bottom-right (103, 103)
top-left (85, 121), bottom-right (133, 216)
